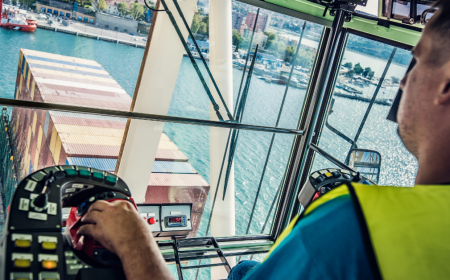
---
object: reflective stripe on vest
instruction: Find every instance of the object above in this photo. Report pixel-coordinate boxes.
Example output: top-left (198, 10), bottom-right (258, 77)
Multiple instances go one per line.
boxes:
top-left (266, 183), bottom-right (450, 280)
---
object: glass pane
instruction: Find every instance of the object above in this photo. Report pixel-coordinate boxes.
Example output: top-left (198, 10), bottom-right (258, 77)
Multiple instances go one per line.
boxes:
top-left (311, 34), bottom-right (415, 187)
top-left (169, 0), bottom-right (324, 130)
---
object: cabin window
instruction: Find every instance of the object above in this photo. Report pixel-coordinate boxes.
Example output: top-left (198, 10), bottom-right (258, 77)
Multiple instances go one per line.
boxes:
top-left (83, 17), bottom-right (88, 22)
top-left (66, 13), bottom-right (71, 17)
top-left (310, 33), bottom-right (414, 187)
top-left (77, 16), bottom-right (82, 20)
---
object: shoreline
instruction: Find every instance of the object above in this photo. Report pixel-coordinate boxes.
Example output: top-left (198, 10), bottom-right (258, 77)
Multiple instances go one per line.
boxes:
top-left (35, 20), bottom-right (146, 49)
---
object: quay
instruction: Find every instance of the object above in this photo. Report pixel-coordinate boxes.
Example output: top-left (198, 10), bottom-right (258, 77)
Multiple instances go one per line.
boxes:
top-left (36, 23), bottom-right (146, 49)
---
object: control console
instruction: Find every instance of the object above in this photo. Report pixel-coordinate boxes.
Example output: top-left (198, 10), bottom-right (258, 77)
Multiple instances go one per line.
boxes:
top-left (298, 168), bottom-right (374, 210)
top-left (0, 165), bottom-right (193, 280)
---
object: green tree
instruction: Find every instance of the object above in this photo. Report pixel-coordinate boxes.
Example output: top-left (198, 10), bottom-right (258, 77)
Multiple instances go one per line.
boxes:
top-left (117, 2), bottom-right (129, 17)
top-left (76, 0), bottom-right (92, 7)
top-left (190, 14), bottom-right (200, 35)
top-left (232, 29), bottom-right (243, 49)
top-left (353, 63), bottom-right (364, 75)
top-left (296, 48), bottom-right (315, 69)
top-left (240, 38), bottom-right (250, 50)
top-left (285, 45), bottom-right (295, 62)
top-left (97, 0), bottom-right (107, 12)
top-left (12, 0), bottom-right (17, 5)
top-left (368, 70), bottom-right (375, 80)
top-left (18, 0), bottom-right (35, 9)
top-left (198, 22), bottom-right (208, 36)
top-left (346, 69), bottom-right (355, 78)
top-left (363, 67), bottom-right (372, 78)
top-left (343, 62), bottom-right (353, 69)
top-left (129, 3), bottom-right (144, 20)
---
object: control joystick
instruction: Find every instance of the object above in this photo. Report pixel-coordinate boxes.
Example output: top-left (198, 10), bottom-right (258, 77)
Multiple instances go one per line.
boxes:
top-left (65, 190), bottom-right (138, 267)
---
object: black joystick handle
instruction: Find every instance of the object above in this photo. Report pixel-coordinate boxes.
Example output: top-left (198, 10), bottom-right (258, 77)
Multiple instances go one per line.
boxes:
top-left (33, 192), bottom-right (48, 208)
top-left (32, 171), bottom-right (55, 211)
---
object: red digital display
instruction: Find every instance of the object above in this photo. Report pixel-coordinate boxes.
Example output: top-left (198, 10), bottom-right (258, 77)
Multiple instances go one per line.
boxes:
top-left (169, 217), bottom-right (182, 223)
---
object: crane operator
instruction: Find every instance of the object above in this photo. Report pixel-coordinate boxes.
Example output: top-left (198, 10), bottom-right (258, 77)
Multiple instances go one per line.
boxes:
top-left (77, 0), bottom-right (450, 279)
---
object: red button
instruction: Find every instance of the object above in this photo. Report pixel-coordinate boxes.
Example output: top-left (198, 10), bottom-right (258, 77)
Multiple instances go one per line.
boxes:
top-left (148, 217), bottom-right (155, 225)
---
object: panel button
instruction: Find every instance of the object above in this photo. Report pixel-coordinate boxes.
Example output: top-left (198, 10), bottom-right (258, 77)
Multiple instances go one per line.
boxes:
top-left (53, 171), bottom-right (66, 180)
top-left (331, 171), bottom-right (340, 177)
top-left (98, 193), bottom-right (106, 199)
top-left (315, 175), bottom-right (325, 183)
top-left (65, 169), bottom-right (78, 177)
top-left (107, 191), bottom-right (116, 198)
top-left (148, 217), bottom-right (156, 225)
top-left (89, 197), bottom-right (96, 202)
top-left (105, 174), bottom-right (117, 185)
top-left (79, 170), bottom-right (90, 177)
top-left (14, 259), bottom-right (31, 269)
top-left (42, 260), bottom-right (57, 270)
top-left (39, 272), bottom-right (60, 280)
top-left (15, 239), bottom-right (31, 249)
top-left (42, 241), bottom-right (57, 251)
top-left (10, 272), bottom-right (32, 280)
top-left (324, 172), bottom-right (332, 178)
top-left (92, 172), bottom-right (104, 180)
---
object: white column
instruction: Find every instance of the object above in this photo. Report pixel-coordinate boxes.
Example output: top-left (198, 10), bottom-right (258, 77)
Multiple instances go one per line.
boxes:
top-left (117, 0), bottom-right (198, 203)
top-left (209, 0), bottom-right (236, 278)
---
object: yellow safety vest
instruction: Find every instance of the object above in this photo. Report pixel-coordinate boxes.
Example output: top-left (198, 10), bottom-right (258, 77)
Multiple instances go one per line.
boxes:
top-left (267, 183), bottom-right (450, 279)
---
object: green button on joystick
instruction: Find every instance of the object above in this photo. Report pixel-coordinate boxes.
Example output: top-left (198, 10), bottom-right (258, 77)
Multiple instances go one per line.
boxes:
top-left (65, 169), bottom-right (78, 177)
top-left (93, 172), bottom-right (104, 180)
top-left (79, 169), bottom-right (91, 177)
top-left (105, 175), bottom-right (117, 185)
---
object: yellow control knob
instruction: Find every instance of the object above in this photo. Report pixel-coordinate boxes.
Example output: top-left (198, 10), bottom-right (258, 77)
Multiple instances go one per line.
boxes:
top-left (41, 241), bottom-right (57, 251)
top-left (41, 260), bottom-right (57, 270)
top-left (15, 239), bottom-right (31, 249)
top-left (14, 259), bottom-right (31, 268)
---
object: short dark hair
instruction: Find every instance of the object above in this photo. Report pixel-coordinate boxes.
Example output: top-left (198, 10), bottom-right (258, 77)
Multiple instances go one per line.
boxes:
top-left (426, 0), bottom-right (450, 66)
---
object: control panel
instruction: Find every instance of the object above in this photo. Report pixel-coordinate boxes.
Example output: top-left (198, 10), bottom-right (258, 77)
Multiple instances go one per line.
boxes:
top-left (137, 204), bottom-right (193, 239)
top-left (298, 168), bottom-right (374, 210)
top-left (0, 165), bottom-right (193, 280)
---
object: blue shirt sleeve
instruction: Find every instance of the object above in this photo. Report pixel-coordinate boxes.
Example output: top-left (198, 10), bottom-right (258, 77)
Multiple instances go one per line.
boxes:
top-left (244, 195), bottom-right (374, 280)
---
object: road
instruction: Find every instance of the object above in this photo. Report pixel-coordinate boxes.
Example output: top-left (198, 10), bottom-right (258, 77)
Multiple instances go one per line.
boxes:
top-left (32, 12), bottom-right (148, 46)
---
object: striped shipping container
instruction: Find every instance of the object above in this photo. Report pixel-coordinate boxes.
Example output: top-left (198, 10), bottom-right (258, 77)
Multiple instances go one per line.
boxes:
top-left (11, 49), bottom-right (210, 237)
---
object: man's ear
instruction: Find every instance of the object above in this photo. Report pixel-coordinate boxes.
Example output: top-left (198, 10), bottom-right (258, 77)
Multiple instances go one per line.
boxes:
top-left (435, 62), bottom-right (450, 105)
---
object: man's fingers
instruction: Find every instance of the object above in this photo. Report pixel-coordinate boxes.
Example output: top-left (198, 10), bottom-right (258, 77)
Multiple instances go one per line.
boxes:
top-left (77, 223), bottom-right (96, 237)
top-left (81, 209), bottom-right (102, 224)
top-left (87, 200), bottom-right (110, 212)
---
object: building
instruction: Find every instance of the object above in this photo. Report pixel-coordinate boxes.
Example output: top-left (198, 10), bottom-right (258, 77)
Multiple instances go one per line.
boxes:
top-left (232, 11), bottom-right (244, 30)
top-left (239, 23), bottom-right (248, 36)
top-left (253, 30), bottom-right (268, 48)
top-left (36, 2), bottom-right (95, 23)
top-left (95, 12), bottom-right (138, 33)
top-left (244, 12), bottom-right (271, 32)
top-left (187, 38), bottom-right (209, 53)
top-left (105, 3), bottom-right (119, 16)
top-left (11, 49), bottom-right (210, 237)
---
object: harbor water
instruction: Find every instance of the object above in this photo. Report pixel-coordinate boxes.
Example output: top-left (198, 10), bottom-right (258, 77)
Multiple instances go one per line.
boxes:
top-left (0, 27), bottom-right (416, 276)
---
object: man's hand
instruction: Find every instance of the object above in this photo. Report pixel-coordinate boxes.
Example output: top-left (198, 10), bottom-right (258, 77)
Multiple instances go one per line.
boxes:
top-left (77, 200), bottom-right (175, 280)
top-left (77, 200), bottom-right (148, 257)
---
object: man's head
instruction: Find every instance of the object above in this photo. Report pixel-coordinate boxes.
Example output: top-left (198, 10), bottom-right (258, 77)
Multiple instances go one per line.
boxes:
top-left (397, 0), bottom-right (450, 159)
